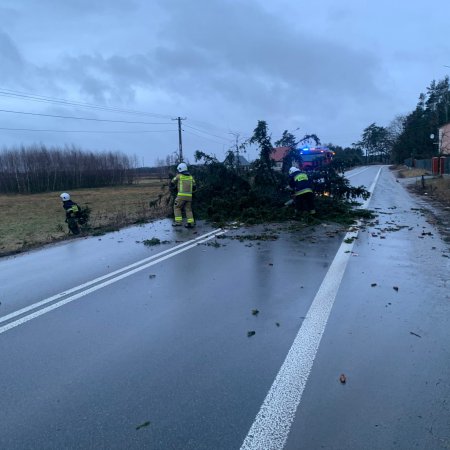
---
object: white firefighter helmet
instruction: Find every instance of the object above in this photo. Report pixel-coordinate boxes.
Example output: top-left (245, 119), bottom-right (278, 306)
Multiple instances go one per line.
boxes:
top-left (177, 162), bottom-right (188, 173)
top-left (289, 166), bottom-right (299, 175)
top-left (60, 192), bottom-right (70, 201)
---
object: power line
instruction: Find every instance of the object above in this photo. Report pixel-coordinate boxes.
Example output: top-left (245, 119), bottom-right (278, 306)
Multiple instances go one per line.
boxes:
top-left (0, 108), bottom-right (173, 125)
top-left (0, 88), bottom-right (252, 141)
top-left (0, 87), bottom-right (253, 150)
top-left (183, 129), bottom-right (232, 146)
top-left (0, 127), bottom-right (177, 134)
top-left (187, 118), bottom-right (243, 136)
top-left (0, 88), bottom-right (173, 119)
top-left (0, 87), bottom-right (250, 138)
top-left (184, 124), bottom-right (232, 142)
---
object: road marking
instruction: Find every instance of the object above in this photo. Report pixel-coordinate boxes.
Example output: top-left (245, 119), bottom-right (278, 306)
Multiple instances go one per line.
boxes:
top-left (0, 228), bottom-right (222, 325)
top-left (345, 166), bottom-right (371, 178)
top-left (0, 228), bottom-right (224, 335)
top-left (240, 167), bottom-right (382, 450)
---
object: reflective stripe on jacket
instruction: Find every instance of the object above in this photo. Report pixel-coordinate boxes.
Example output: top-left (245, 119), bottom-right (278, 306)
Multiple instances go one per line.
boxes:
top-left (172, 173), bottom-right (195, 197)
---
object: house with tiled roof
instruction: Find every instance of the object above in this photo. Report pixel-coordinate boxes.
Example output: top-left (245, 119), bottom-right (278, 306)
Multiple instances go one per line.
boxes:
top-left (269, 146), bottom-right (290, 171)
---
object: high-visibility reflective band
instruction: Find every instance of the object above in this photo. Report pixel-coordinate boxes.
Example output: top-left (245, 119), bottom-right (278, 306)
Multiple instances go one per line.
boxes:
top-left (294, 188), bottom-right (313, 196)
top-left (187, 218), bottom-right (195, 223)
top-left (177, 192), bottom-right (192, 197)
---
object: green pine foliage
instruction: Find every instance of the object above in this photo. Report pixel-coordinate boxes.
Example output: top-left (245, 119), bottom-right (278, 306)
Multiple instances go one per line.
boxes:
top-left (178, 122), bottom-right (372, 226)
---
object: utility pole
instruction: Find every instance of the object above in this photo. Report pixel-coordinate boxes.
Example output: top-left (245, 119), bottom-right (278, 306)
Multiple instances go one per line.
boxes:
top-left (442, 67), bottom-right (450, 123)
top-left (445, 90), bottom-right (448, 123)
top-left (172, 117), bottom-right (186, 162)
top-left (229, 132), bottom-right (240, 168)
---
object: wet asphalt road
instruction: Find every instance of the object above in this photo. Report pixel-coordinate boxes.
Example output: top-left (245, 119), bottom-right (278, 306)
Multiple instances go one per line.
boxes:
top-left (0, 166), bottom-right (449, 449)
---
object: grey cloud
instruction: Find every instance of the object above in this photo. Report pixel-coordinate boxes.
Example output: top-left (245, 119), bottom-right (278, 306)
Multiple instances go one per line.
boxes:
top-left (53, 53), bottom-right (154, 104)
top-left (2, 0), bottom-right (422, 156)
top-left (0, 5), bottom-right (20, 24)
top-left (6, 0), bottom-right (383, 115)
top-left (0, 31), bottom-right (26, 82)
top-left (11, 0), bottom-right (139, 16)
top-left (147, 0), bottom-right (382, 104)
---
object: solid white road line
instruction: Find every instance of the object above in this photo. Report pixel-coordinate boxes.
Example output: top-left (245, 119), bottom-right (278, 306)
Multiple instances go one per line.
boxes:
top-left (240, 167), bottom-right (382, 450)
top-left (0, 228), bottom-right (222, 326)
top-left (0, 229), bottom-right (224, 335)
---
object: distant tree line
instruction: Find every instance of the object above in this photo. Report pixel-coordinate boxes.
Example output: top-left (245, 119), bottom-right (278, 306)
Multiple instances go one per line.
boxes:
top-left (391, 77), bottom-right (450, 162)
top-left (326, 145), bottom-right (364, 170)
top-left (0, 145), bottom-right (136, 194)
top-left (354, 76), bottom-right (450, 164)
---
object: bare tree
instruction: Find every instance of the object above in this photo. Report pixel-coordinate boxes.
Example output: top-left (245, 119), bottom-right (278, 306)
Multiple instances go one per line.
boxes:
top-left (0, 145), bottom-right (137, 194)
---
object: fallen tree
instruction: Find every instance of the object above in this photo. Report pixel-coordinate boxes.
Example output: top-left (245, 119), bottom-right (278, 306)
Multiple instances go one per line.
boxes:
top-left (166, 121), bottom-right (372, 226)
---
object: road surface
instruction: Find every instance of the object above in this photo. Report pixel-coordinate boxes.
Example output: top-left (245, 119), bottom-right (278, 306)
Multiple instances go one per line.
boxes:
top-left (0, 165), bottom-right (449, 449)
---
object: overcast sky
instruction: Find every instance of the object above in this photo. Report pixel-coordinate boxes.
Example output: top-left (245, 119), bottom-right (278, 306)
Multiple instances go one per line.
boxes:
top-left (1, 0), bottom-right (449, 165)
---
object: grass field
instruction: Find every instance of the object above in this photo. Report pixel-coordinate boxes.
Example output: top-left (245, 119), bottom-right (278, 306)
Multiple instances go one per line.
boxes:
top-left (0, 179), bottom-right (170, 256)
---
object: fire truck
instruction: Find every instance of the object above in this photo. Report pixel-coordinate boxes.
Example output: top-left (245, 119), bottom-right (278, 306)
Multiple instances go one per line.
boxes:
top-left (299, 146), bottom-right (334, 171)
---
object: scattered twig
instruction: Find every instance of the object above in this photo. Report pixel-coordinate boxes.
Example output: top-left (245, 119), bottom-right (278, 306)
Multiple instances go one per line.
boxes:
top-left (136, 421), bottom-right (151, 430)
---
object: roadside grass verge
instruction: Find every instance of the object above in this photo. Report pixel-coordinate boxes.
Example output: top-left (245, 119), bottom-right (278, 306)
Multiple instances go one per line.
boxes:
top-left (0, 179), bottom-right (170, 257)
top-left (396, 167), bottom-right (430, 178)
top-left (420, 176), bottom-right (450, 205)
top-left (396, 166), bottom-right (450, 206)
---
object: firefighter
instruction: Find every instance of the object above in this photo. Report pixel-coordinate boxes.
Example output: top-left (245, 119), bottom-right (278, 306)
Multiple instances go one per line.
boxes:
top-left (60, 192), bottom-right (81, 218)
top-left (60, 192), bottom-right (82, 234)
top-left (288, 166), bottom-right (316, 214)
top-left (171, 162), bottom-right (196, 228)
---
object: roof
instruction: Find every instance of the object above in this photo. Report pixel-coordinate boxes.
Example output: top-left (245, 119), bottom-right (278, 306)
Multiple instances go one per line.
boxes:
top-left (222, 154), bottom-right (251, 166)
top-left (270, 146), bottom-right (290, 162)
top-left (236, 155), bottom-right (250, 166)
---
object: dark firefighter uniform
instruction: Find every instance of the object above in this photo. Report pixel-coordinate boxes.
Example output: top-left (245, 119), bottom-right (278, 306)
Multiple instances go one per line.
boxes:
top-left (62, 199), bottom-right (81, 219)
top-left (171, 171), bottom-right (196, 227)
top-left (289, 169), bottom-right (316, 214)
